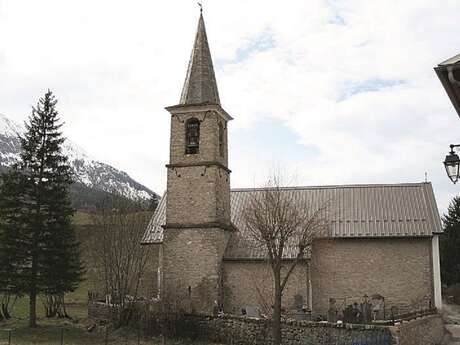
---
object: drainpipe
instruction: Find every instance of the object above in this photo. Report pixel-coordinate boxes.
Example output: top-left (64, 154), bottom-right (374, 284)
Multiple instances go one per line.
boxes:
top-left (432, 235), bottom-right (442, 310)
top-left (306, 261), bottom-right (313, 313)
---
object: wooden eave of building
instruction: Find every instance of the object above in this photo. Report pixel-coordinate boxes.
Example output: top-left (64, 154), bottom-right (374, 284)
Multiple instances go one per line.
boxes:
top-left (435, 53), bottom-right (460, 117)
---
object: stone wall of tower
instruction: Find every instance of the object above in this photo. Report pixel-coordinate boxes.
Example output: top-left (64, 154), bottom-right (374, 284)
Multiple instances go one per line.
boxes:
top-left (166, 165), bottom-right (230, 226)
top-left (162, 227), bottom-right (229, 314)
top-left (166, 110), bottom-right (231, 226)
top-left (163, 107), bottom-right (231, 314)
top-left (169, 111), bottom-right (228, 167)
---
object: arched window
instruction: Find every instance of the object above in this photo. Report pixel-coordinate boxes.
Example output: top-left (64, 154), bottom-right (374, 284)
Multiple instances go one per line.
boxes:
top-left (185, 118), bottom-right (200, 154)
top-left (218, 122), bottom-right (224, 157)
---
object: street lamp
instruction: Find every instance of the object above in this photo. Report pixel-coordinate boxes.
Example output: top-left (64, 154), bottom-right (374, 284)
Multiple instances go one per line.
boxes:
top-left (444, 144), bottom-right (460, 184)
top-left (435, 54), bottom-right (460, 183)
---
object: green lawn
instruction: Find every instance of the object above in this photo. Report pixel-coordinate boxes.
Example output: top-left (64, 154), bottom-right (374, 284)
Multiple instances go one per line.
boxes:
top-left (8, 280), bottom-right (89, 322)
top-left (0, 319), bottom-right (192, 345)
top-left (0, 318), bottom-right (222, 345)
top-left (72, 212), bottom-right (92, 226)
top-left (0, 282), bottom-right (221, 344)
top-left (0, 318), bottom-right (102, 345)
top-left (0, 281), bottom-right (91, 344)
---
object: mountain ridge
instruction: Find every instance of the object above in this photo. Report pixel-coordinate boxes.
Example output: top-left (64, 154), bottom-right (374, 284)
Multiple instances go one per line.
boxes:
top-left (0, 113), bottom-right (158, 207)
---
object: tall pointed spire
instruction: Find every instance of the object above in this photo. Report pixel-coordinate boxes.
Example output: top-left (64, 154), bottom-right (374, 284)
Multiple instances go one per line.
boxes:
top-left (179, 12), bottom-right (221, 105)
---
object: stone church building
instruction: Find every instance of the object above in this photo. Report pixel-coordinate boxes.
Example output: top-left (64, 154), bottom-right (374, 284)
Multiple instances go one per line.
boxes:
top-left (142, 13), bottom-right (443, 319)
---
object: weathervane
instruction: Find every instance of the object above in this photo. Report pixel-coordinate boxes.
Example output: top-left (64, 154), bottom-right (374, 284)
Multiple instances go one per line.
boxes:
top-left (197, 2), bottom-right (203, 13)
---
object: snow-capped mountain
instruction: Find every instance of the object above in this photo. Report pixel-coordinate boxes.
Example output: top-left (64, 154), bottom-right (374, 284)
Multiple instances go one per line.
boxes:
top-left (0, 114), bottom-right (23, 167)
top-left (0, 113), bottom-right (157, 202)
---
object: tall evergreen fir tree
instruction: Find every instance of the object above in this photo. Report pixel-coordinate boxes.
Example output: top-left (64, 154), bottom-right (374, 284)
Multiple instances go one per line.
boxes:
top-left (440, 195), bottom-right (460, 286)
top-left (0, 170), bottom-right (28, 319)
top-left (0, 90), bottom-right (83, 327)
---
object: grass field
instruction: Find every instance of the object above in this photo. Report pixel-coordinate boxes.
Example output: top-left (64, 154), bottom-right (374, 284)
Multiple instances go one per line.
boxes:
top-left (0, 291), bottom-right (220, 345)
top-left (0, 280), bottom-right (219, 344)
top-left (0, 281), bottom-right (94, 344)
top-left (0, 318), bottom-right (222, 345)
top-left (71, 212), bottom-right (92, 226)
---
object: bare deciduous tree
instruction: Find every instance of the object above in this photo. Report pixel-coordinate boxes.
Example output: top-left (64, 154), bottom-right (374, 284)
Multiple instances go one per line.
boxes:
top-left (89, 194), bottom-right (153, 326)
top-left (0, 293), bottom-right (17, 320)
top-left (243, 174), bottom-right (330, 345)
top-left (42, 294), bottom-right (69, 318)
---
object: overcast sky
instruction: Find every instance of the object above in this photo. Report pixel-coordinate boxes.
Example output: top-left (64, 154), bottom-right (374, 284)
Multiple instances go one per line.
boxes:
top-left (1, 0), bottom-right (460, 212)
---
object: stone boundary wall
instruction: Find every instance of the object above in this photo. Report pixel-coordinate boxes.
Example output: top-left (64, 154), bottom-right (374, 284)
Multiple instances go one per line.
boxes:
top-left (184, 314), bottom-right (391, 345)
top-left (88, 302), bottom-right (446, 345)
top-left (89, 301), bottom-right (391, 345)
top-left (87, 301), bottom-right (113, 321)
top-left (391, 314), bottom-right (445, 345)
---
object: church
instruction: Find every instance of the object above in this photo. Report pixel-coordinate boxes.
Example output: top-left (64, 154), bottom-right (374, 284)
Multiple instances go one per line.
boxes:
top-left (142, 12), bottom-right (443, 320)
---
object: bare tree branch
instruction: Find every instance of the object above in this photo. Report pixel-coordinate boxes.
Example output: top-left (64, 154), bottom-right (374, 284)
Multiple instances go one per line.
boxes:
top-left (89, 193), bottom-right (153, 327)
top-left (243, 173), bottom-right (331, 345)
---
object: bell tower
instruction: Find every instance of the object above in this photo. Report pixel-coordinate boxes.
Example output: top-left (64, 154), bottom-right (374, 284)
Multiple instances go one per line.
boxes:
top-left (162, 11), bottom-right (233, 314)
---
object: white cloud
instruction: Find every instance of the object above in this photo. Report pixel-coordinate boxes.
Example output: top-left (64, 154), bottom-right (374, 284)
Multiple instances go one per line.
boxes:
top-left (1, 0), bottom-right (460, 212)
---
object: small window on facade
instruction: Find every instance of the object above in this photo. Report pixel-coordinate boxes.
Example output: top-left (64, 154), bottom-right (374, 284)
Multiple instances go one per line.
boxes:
top-left (185, 118), bottom-right (200, 154)
top-left (218, 122), bottom-right (224, 157)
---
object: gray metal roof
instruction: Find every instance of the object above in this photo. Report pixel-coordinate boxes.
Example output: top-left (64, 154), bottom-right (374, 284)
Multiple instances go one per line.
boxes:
top-left (179, 13), bottom-right (220, 106)
top-left (435, 53), bottom-right (460, 117)
top-left (142, 183), bottom-right (442, 259)
top-left (439, 53), bottom-right (460, 66)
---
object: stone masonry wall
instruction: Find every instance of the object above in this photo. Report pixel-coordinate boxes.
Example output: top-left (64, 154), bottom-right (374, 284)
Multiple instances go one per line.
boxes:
top-left (393, 314), bottom-right (445, 345)
top-left (311, 238), bottom-right (433, 318)
top-left (166, 165), bottom-right (220, 224)
top-left (185, 314), bottom-right (392, 345)
top-left (162, 227), bottom-right (228, 314)
top-left (88, 303), bottom-right (446, 345)
top-left (88, 302), bottom-right (392, 345)
top-left (88, 301), bottom-right (112, 321)
top-left (222, 261), bottom-right (309, 315)
top-left (169, 110), bottom-right (228, 167)
top-left (163, 106), bottom-right (231, 315)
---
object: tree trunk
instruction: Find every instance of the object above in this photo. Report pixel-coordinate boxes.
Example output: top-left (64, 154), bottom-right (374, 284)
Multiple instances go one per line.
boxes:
top-left (29, 289), bottom-right (37, 327)
top-left (60, 295), bottom-right (70, 318)
top-left (1, 294), bottom-right (16, 320)
top-left (273, 271), bottom-right (282, 345)
top-left (2, 305), bottom-right (11, 319)
top-left (30, 252), bottom-right (38, 326)
top-left (30, 206), bottom-right (39, 328)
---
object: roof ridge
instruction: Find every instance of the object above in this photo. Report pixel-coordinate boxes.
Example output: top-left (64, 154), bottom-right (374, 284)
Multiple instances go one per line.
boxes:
top-left (230, 182), bottom-right (431, 192)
